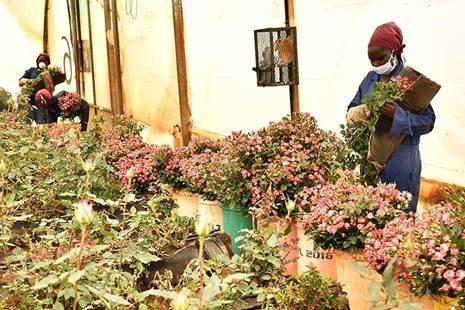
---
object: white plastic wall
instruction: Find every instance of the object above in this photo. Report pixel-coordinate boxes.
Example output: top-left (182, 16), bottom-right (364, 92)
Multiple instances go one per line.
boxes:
top-left (0, 0), bottom-right (43, 95)
top-left (183, 0), bottom-right (290, 135)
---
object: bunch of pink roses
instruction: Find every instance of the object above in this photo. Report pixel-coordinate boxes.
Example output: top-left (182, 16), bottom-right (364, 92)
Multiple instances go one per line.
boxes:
top-left (58, 92), bottom-right (81, 118)
top-left (214, 113), bottom-right (350, 215)
top-left (364, 213), bottom-right (415, 270)
top-left (364, 202), bottom-right (465, 300)
top-left (301, 174), bottom-right (410, 251)
top-left (116, 144), bottom-right (159, 192)
top-left (163, 137), bottom-right (221, 191)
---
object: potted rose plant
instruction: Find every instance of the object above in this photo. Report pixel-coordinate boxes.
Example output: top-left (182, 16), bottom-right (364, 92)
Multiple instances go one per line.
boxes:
top-left (365, 202), bottom-right (465, 308)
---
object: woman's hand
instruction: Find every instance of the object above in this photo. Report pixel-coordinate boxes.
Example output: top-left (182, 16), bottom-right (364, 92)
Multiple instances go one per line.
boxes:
top-left (19, 78), bottom-right (32, 87)
top-left (380, 102), bottom-right (396, 118)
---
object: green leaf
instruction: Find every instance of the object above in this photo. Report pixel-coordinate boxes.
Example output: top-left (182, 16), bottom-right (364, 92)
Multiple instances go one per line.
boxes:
top-left (135, 251), bottom-right (161, 264)
top-left (103, 293), bottom-right (131, 306)
top-left (369, 305), bottom-right (392, 310)
top-left (54, 248), bottom-right (78, 264)
top-left (399, 302), bottom-right (422, 310)
top-left (68, 270), bottom-right (85, 283)
top-left (368, 294), bottom-right (385, 303)
top-left (138, 305), bottom-right (148, 310)
top-left (266, 234), bottom-right (278, 247)
top-left (203, 284), bottom-right (220, 301)
top-left (138, 289), bottom-right (176, 300)
top-left (368, 281), bottom-right (382, 293)
top-left (348, 260), bottom-right (372, 278)
top-left (260, 274), bottom-right (271, 281)
top-left (33, 259), bottom-right (53, 270)
top-left (33, 275), bottom-right (60, 290)
top-left (268, 256), bottom-right (282, 267)
top-left (223, 273), bottom-right (252, 284)
top-left (52, 302), bottom-right (64, 310)
top-left (89, 244), bottom-right (110, 254)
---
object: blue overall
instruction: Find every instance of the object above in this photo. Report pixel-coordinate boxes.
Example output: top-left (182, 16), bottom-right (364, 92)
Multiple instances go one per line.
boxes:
top-left (348, 63), bottom-right (436, 212)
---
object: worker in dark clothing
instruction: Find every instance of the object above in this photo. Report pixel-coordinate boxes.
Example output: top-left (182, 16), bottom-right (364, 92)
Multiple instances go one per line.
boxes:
top-left (19, 53), bottom-right (56, 123)
top-left (52, 90), bottom-right (90, 131)
top-left (346, 22), bottom-right (435, 212)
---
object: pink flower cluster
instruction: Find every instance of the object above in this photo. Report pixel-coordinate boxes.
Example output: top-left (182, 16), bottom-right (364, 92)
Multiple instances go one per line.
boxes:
top-left (364, 213), bottom-right (415, 270)
top-left (214, 113), bottom-right (349, 215)
top-left (58, 92), bottom-right (81, 116)
top-left (391, 76), bottom-right (412, 91)
top-left (99, 127), bottom-right (159, 191)
top-left (116, 144), bottom-right (158, 191)
top-left (100, 129), bottom-right (146, 166)
top-left (301, 175), bottom-right (410, 251)
top-left (43, 123), bottom-right (80, 149)
top-left (364, 202), bottom-right (465, 296)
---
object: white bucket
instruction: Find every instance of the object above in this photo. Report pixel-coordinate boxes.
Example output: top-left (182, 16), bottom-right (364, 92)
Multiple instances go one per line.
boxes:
top-left (173, 190), bottom-right (200, 218)
top-left (296, 223), bottom-right (337, 280)
top-left (198, 198), bottom-right (223, 231)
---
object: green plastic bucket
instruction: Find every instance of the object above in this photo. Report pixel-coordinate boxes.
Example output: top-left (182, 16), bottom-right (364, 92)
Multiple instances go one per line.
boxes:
top-left (222, 204), bottom-right (253, 254)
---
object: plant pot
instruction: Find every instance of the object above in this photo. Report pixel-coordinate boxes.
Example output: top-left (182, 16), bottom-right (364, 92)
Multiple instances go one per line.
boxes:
top-left (296, 222), bottom-right (336, 280)
top-left (432, 295), bottom-right (460, 310)
top-left (334, 250), bottom-right (381, 310)
top-left (199, 198), bottom-right (223, 231)
top-left (396, 282), bottom-right (434, 309)
top-left (268, 218), bottom-right (298, 276)
top-left (173, 189), bottom-right (199, 218)
top-left (222, 204), bottom-right (253, 255)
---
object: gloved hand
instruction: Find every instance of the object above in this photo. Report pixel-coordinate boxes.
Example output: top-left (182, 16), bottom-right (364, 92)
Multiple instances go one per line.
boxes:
top-left (346, 104), bottom-right (371, 126)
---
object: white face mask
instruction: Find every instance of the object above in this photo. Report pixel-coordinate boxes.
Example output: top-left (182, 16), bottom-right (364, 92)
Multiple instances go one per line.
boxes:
top-left (38, 62), bottom-right (47, 69)
top-left (372, 51), bottom-right (397, 75)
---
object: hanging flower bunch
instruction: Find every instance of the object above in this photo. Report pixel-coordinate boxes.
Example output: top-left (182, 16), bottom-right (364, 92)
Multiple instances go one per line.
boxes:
top-left (300, 174), bottom-right (411, 251)
top-left (58, 92), bottom-right (82, 118)
top-left (341, 76), bottom-right (412, 186)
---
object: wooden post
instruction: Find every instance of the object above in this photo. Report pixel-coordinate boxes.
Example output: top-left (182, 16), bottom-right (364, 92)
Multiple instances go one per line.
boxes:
top-left (103, 0), bottom-right (117, 114)
top-left (43, 0), bottom-right (50, 54)
top-left (171, 0), bottom-right (192, 146)
top-left (110, 0), bottom-right (124, 115)
top-left (285, 0), bottom-right (300, 114)
top-left (86, 0), bottom-right (98, 113)
top-left (69, 0), bottom-right (82, 94)
top-left (103, 0), bottom-right (124, 115)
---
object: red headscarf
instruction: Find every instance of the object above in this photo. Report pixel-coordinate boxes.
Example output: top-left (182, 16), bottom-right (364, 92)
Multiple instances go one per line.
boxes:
top-left (35, 89), bottom-right (52, 107)
top-left (368, 22), bottom-right (405, 54)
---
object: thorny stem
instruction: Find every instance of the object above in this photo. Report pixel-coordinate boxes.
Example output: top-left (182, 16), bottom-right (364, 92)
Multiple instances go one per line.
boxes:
top-left (73, 224), bottom-right (87, 310)
top-left (119, 176), bottom-right (133, 271)
top-left (198, 237), bottom-right (205, 310)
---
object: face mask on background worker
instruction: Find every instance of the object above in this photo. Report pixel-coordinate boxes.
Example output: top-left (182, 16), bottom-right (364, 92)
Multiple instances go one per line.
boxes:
top-left (38, 62), bottom-right (47, 69)
top-left (372, 50), bottom-right (397, 75)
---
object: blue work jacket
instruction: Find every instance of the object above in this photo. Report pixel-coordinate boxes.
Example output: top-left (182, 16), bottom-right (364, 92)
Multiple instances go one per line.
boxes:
top-left (348, 63), bottom-right (436, 212)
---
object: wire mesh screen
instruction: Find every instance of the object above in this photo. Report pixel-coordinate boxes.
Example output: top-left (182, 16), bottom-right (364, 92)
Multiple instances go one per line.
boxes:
top-left (253, 27), bottom-right (298, 87)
